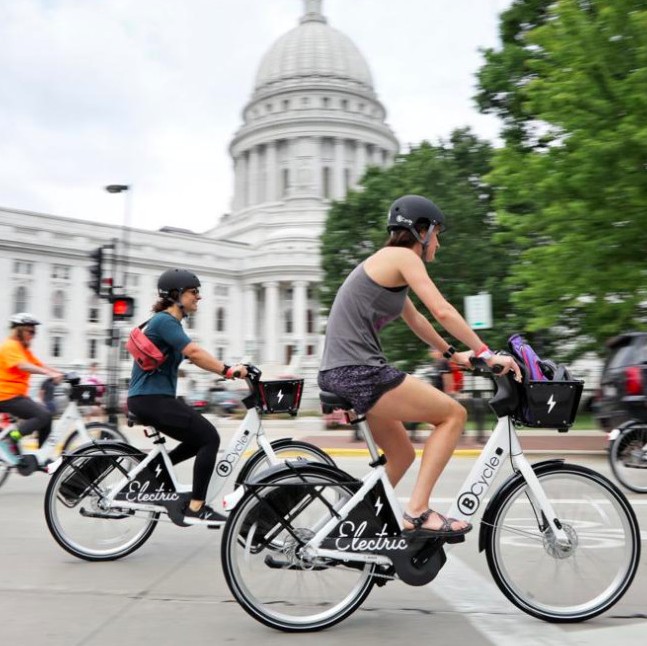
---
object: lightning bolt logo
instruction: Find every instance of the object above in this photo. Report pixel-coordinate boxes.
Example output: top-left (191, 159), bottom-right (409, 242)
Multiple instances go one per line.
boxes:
top-left (155, 464), bottom-right (163, 479)
top-left (547, 394), bottom-right (557, 414)
top-left (277, 389), bottom-right (284, 403)
top-left (374, 496), bottom-right (383, 517)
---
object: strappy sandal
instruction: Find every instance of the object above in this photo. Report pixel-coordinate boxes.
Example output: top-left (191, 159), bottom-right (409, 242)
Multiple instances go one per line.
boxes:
top-left (402, 508), bottom-right (472, 538)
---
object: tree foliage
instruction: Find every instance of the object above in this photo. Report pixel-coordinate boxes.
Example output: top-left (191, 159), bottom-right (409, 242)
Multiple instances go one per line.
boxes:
top-left (320, 130), bottom-right (509, 371)
top-left (478, 0), bottom-right (647, 354)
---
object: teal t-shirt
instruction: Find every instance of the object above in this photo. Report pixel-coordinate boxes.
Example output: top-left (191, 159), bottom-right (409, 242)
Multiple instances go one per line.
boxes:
top-left (128, 312), bottom-right (192, 397)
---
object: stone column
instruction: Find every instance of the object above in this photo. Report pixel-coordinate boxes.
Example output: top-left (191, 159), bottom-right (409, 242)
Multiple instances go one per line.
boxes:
top-left (233, 156), bottom-right (243, 210)
top-left (263, 281), bottom-right (279, 363)
top-left (244, 284), bottom-right (258, 360)
top-left (249, 145), bottom-right (259, 205)
top-left (334, 137), bottom-right (345, 199)
top-left (292, 281), bottom-right (307, 361)
top-left (355, 140), bottom-right (366, 188)
top-left (266, 140), bottom-right (277, 202)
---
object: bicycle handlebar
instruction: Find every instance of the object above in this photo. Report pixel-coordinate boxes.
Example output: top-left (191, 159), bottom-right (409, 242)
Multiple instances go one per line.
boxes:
top-left (468, 356), bottom-right (504, 375)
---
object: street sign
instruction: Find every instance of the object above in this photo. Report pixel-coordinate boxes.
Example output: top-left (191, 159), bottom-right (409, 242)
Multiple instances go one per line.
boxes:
top-left (464, 293), bottom-right (492, 330)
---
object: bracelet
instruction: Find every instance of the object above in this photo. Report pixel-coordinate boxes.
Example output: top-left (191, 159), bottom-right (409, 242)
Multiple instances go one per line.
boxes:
top-left (221, 363), bottom-right (231, 377)
top-left (442, 345), bottom-right (456, 360)
top-left (475, 345), bottom-right (494, 360)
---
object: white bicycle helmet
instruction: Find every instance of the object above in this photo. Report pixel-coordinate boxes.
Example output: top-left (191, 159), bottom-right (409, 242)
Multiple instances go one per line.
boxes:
top-left (9, 312), bottom-right (41, 328)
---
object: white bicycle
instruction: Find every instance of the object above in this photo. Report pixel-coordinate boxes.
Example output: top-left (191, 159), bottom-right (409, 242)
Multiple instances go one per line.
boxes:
top-left (0, 375), bottom-right (126, 489)
top-left (221, 358), bottom-right (641, 631)
top-left (44, 365), bottom-right (334, 561)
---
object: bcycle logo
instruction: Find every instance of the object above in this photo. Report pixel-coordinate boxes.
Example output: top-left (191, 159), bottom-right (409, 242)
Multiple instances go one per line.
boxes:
top-left (456, 454), bottom-right (501, 516)
top-left (215, 431), bottom-right (251, 477)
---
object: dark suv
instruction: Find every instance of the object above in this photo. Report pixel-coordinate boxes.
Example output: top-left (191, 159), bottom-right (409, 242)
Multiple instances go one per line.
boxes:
top-left (594, 332), bottom-right (647, 430)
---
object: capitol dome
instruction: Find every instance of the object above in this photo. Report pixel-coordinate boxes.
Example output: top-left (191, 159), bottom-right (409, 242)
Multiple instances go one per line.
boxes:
top-left (254, 0), bottom-right (374, 94)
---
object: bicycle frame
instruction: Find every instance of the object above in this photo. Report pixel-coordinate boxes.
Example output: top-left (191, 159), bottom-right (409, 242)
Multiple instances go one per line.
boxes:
top-left (302, 414), bottom-right (571, 565)
top-left (99, 405), bottom-right (293, 515)
top-left (0, 399), bottom-right (90, 467)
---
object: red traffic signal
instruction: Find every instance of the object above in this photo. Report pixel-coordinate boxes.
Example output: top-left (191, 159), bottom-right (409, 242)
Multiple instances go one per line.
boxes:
top-left (110, 295), bottom-right (135, 321)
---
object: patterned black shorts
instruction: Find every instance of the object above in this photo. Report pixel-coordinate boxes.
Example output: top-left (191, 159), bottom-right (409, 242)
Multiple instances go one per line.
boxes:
top-left (318, 364), bottom-right (407, 415)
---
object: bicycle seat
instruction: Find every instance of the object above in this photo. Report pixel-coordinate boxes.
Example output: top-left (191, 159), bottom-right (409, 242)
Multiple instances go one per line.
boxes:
top-left (319, 391), bottom-right (354, 413)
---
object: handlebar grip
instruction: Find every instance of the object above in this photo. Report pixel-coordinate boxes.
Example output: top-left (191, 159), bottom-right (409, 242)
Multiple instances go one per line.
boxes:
top-left (492, 364), bottom-right (503, 375)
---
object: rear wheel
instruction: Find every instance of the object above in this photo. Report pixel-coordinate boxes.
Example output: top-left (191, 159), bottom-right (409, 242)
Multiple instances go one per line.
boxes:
top-left (44, 445), bottom-right (158, 561)
top-left (486, 463), bottom-right (640, 622)
top-left (221, 467), bottom-right (375, 631)
top-left (609, 423), bottom-right (647, 493)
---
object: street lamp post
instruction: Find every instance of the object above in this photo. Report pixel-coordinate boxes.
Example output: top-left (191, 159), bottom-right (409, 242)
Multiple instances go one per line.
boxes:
top-left (104, 184), bottom-right (131, 426)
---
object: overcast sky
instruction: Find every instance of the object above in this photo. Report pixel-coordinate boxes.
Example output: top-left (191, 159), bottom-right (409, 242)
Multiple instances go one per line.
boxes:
top-left (0, 0), bottom-right (513, 233)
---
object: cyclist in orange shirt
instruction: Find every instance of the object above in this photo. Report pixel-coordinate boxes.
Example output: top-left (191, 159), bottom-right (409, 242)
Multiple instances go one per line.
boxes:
top-left (0, 313), bottom-right (64, 463)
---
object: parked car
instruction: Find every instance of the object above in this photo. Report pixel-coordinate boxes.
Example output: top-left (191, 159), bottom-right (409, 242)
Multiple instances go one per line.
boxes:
top-left (187, 390), bottom-right (211, 413)
top-left (594, 332), bottom-right (647, 431)
top-left (208, 387), bottom-right (245, 417)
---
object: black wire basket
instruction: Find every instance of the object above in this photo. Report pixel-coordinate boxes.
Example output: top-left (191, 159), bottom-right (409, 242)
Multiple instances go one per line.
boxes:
top-left (258, 379), bottom-right (304, 416)
top-left (514, 380), bottom-right (584, 429)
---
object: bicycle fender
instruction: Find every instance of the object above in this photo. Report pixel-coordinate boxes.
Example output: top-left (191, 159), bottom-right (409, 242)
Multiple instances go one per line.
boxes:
top-left (61, 441), bottom-right (145, 461)
top-left (243, 460), bottom-right (357, 488)
top-left (478, 459), bottom-right (565, 553)
top-left (609, 419), bottom-right (645, 443)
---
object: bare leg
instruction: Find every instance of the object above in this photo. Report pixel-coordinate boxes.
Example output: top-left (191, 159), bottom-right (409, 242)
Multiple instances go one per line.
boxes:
top-left (369, 375), bottom-right (468, 532)
top-left (364, 415), bottom-right (415, 486)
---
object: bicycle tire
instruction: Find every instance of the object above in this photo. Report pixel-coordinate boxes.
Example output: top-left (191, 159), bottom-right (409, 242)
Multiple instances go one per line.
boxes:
top-left (609, 423), bottom-right (647, 493)
top-left (0, 460), bottom-right (10, 489)
top-left (485, 462), bottom-right (640, 622)
top-left (62, 422), bottom-right (129, 453)
top-left (235, 440), bottom-right (335, 487)
top-left (222, 464), bottom-right (375, 631)
top-left (44, 444), bottom-right (158, 561)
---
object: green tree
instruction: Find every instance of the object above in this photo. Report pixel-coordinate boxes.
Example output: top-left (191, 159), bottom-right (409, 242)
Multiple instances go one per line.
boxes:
top-left (484, 0), bottom-right (647, 353)
top-left (320, 130), bottom-right (509, 371)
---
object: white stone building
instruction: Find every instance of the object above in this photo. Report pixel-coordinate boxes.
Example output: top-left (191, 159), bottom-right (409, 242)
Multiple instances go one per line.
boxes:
top-left (0, 0), bottom-right (399, 399)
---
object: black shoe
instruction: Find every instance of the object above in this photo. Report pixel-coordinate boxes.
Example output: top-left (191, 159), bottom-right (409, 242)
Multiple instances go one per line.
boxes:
top-left (183, 503), bottom-right (226, 527)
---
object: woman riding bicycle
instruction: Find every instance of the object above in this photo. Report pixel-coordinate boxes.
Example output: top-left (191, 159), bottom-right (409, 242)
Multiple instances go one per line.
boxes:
top-left (127, 268), bottom-right (247, 525)
top-left (0, 313), bottom-right (64, 463)
top-left (318, 195), bottom-right (521, 539)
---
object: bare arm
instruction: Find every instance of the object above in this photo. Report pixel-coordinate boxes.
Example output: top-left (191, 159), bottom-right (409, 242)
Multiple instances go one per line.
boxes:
top-left (401, 297), bottom-right (452, 352)
top-left (17, 362), bottom-right (63, 381)
top-left (182, 342), bottom-right (247, 378)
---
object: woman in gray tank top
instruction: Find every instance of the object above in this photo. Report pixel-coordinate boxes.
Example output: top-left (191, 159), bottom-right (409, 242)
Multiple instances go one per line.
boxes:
top-left (319, 195), bottom-right (520, 539)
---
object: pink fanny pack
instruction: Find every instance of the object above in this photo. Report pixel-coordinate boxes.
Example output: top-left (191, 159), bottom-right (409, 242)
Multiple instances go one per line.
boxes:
top-left (126, 320), bottom-right (167, 372)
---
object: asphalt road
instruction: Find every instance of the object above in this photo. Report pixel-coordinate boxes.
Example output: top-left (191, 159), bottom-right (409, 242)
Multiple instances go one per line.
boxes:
top-left (0, 452), bottom-right (645, 646)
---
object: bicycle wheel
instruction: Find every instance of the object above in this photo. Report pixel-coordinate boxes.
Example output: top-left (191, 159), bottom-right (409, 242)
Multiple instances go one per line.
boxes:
top-left (45, 445), bottom-right (158, 561)
top-left (235, 440), bottom-right (335, 487)
top-left (609, 424), bottom-right (647, 493)
top-left (222, 466), bottom-right (375, 631)
top-left (0, 459), bottom-right (10, 489)
top-left (63, 422), bottom-right (129, 452)
top-left (485, 462), bottom-right (640, 622)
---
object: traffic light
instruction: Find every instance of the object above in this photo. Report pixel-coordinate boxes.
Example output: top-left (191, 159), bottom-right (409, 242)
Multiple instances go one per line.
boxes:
top-left (88, 247), bottom-right (104, 295)
top-left (110, 295), bottom-right (135, 321)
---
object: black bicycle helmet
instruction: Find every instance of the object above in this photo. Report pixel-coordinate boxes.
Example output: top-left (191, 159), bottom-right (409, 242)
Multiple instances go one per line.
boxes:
top-left (386, 195), bottom-right (446, 234)
top-left (157, 268), bottom-right (201, 298)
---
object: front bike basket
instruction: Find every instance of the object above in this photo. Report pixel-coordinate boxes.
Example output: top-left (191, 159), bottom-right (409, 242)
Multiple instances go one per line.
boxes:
top-left (514, 380), bottom-right (584, 429)
top-left (257, 379), bottom-right (304, 416)
top-left (70, 384), bottom-right (98, 406)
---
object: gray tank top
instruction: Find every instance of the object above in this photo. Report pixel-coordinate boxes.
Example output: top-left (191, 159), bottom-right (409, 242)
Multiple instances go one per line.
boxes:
top-left (320, 263), bottom-right (409, 371)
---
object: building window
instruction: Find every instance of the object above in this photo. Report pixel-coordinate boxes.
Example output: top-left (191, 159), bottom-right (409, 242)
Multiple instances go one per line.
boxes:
top-left (88, 296), bottom-right (100, 323)
top-left (215, 346), bottom-right (225, 361)
top-left (301, 96), bottom-right (309, 107)
top-left (186, 314), bottom-right (196, 330)
top-left (307, 344), bottom-right (316, 356)
top-left (307, 309), bottom-right (315, 334)
top-left (13, 260), bottom-right (33, 275)
top-left (13, 285), bottom-right (28, 313)
top-left (284, 310), bottom-right (293, 334)
top-left (341, 99), bottom-right (348, 110)
top-left (322, 166), bottom-right (331, 199)
top-left (282, 99), bottom-right (290, 111)
top-left (88, 338), bottom-right (98, 360)
top-left (215, 307), bottom-right (226, 333)
top-left (214, 284), bottom-right (229, 297)
top-left (51, 336), bottom-right (63, 358)
top-left (120, 341), bottom-right (130, 361)
top-left (265, 102), bottom-right (273, 113)
top-left (52, 290), bottom-right (65, 320)
top-left (51, 264), bottom-right (71, 280)
top-left (322, 97), bottom-right (330, 108)
top-left (358, 102), bottom-right (365, 112)
top-left (282, 168), bottom-right (290, 197)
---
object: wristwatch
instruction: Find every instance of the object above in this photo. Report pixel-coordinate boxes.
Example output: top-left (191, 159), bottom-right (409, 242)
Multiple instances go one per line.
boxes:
top-left (442, 345), bottom-right (456, 360)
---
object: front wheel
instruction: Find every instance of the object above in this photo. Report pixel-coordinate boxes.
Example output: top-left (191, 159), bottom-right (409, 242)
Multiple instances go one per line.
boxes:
top-left (44, 444), bottom-right (158, 561)
top-left (235, 440), bottom-right (335, 487)
top-left (0, 459), bottom-right (10, 489)
top-left (609, 423), bottom-right (647, 493)
top-left (222, 466), bottom-right (375, 631)
top-left (63, 422), bottom-right (129, 453)
top-left (485, 463), bottom-right (640, 622)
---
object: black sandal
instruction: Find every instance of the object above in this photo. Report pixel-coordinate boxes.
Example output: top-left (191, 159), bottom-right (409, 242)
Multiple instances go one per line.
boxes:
top-left (402, 508), bottom-right (472, 538)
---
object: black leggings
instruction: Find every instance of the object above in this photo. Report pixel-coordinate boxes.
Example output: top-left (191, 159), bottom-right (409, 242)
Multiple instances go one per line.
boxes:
top-left (0, 396), bottom-right (52, 447)
top-left (127, 395), bottom-right (220, 501)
